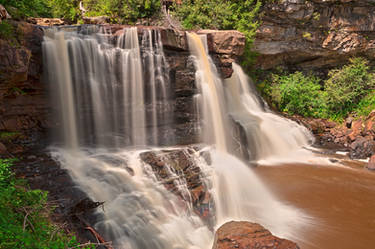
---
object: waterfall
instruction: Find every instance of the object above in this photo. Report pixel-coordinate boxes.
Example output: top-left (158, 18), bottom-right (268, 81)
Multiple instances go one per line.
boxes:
top-left (186, 32), bottom-right (308, 240)
top-left (44, 27), bottom-right (310, 249)
top-left (43, 27), bottom-right (173, 148)
top-left (187, 33), bottom-right (229, 152)
top-left (225, 63), bottom-right (315, 163)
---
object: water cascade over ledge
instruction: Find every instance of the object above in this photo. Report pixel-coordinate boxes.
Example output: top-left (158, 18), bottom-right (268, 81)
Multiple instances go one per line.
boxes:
top-left (44, 27), bottom-right (312, 248)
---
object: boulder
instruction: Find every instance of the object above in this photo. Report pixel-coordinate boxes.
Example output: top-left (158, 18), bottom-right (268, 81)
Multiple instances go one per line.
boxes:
top-left (27, 18), bottom-right (65, 26)
top-left (197, 30), bottom-right (246, 56)
top-left (212, 221), bottom-right (300, 249)
top-left (349, 136), bottom-right (375, 159)
top-left (0, 4), bottom-right (11, 21)
top-left (368, 154), bottom-right (375, 170)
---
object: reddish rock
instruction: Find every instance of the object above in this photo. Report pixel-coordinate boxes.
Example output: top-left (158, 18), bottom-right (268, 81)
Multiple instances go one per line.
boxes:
top-left (348, 120), bottom-right (364, 141)
top-left (212, 221), bottom-right (300, 249)
top-left (368, 154), bottom-right (375, 170)
top-left (197, 30), bottom-right (246, 56)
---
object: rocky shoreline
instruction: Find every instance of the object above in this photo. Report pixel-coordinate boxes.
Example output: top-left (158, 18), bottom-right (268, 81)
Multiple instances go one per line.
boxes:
top-left (290, 111), bottom-right (375, 165)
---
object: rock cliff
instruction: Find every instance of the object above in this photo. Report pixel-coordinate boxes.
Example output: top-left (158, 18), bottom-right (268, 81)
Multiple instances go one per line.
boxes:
top-left (254, 0), bottom-right (375, 74)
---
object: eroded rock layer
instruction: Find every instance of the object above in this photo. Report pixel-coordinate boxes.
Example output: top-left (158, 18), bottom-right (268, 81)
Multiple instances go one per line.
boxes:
top-left (254, 0), bottom-right (375, 73)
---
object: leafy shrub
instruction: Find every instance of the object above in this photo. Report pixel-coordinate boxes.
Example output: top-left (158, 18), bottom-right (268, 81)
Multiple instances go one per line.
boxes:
top-left (0, 0), bottom-right (51, 18)
top-left (83, 0), bottom-right (161, 23)
top-left (325, 57), bottom-right (375, 116)
top-left (353, 90), bottom-right (375, 117)
top-left (0, 159), bottom-right (91, 249)
top-left (262, 58), bottom-right (375, 120)
top-left (46, 0), bottom-right (80, 22)
top-left (269, 71), bottom-right (327, 117)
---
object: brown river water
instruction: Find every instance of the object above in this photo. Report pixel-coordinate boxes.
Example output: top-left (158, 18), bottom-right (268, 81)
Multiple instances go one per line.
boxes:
top-left (255, 162), bottom-right (375, 249)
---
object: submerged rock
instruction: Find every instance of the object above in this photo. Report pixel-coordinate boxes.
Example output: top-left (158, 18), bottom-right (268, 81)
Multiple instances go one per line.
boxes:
top-left (212, 221), bottom-right (300, 249)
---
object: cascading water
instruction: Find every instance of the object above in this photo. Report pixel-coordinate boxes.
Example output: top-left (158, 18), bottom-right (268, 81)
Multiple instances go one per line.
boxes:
top-left (44, 26), bottom-right (173, 148)
top-left (225, 63), bottom-right (315, 163)
top-left (187, 32), bottom-right (308, 239)
top-left (44, 27), bottom-right (311, 249)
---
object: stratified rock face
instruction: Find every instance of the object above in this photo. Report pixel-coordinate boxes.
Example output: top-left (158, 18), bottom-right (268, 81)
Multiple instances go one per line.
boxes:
top-left (254, 0), bottom-right (375, 72)
top-left (0, 21), bottom-right (49, 139)
top-left (212, 221), bottom-right (300, 249)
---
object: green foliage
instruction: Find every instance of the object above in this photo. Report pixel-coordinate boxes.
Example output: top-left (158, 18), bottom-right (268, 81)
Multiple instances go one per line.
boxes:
top-left (83, 0), bottom-right (161, 23)
top-left (173, 0), bottom-right (232, 30)
top-left (46, 0), bottom-right (80, 22)
top-left (173, 0), bottom-right (261, 67)
top-left (354, 91), bottom-right (375, 117)
top-left (325, 58), bottom-right (375, 116)
top-left (268, 71), bottom-right (327, 117)
top-left (262, 58), bottom-right (375, 120)
top-left (0, 0), bottom-right (51, 18)
top-left (0, 159), bottom-right (90, 249)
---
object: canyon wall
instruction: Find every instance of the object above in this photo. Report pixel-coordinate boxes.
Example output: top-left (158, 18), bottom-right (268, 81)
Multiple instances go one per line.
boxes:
top-left (254, 0), bottom-right (375, 75)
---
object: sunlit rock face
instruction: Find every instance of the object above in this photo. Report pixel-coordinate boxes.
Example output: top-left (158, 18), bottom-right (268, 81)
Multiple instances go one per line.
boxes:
top-left (254, 0), bottom-right (375, 73)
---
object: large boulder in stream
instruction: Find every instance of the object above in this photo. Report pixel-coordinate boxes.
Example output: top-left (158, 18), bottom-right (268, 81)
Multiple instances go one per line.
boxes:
top-left (212, 221), bottom-right (300, 249)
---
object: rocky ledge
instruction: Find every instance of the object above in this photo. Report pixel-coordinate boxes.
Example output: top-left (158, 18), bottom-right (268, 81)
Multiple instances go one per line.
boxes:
top-left (291, 111), bottom-right (375, 162)
top-left (254, 0), bottom-right (375, 73)
top-left (212, 221), bottom-right (300, 249)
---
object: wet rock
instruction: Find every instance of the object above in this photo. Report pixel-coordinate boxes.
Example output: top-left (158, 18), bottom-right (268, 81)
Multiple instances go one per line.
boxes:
top-left (140, 148), bottom-right (213, 222)
top-left (349, 136), bottom-right (375, 159)
top-left (212, 221), bottom-right (300, 249)
top-left (367, 154), bottom-right (375, 170)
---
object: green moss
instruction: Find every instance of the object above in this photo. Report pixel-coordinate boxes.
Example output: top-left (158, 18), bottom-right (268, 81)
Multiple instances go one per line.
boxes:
top-left (0, 159), bottom-right (93, 249)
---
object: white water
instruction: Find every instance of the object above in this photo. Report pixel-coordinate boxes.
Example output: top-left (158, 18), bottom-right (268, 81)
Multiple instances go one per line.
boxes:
top-left (226, 63), bottom-right (316, 163)
top-left (187, 32), bottom-right (309, 239)
top-left (187, 33), bottom-right (229, 152)
top-left (44, 27), bottom-right (313, 249)
top-left (44, 27), bottom-right (172, 148)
